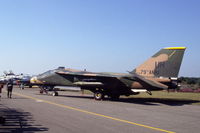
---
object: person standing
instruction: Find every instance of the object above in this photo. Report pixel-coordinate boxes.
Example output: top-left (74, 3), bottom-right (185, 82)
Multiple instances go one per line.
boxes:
top-left (7, 80), bottom-right (13, 99)
top-left (20, 83), bottom-right (24, 90)
top-left (0, 83), bottom-right (4, 100)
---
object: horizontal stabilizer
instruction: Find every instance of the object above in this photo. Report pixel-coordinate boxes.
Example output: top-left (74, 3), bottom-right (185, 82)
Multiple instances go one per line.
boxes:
top-left (133, 74), bottom-right (168, 89)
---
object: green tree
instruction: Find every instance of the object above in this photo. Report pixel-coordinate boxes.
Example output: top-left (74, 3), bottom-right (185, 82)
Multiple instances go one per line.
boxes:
top-left (187, 78), bottom-right (196, 85)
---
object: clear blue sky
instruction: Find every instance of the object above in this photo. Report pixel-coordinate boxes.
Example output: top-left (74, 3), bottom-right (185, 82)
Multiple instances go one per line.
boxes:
top-left (0, 0), bottom-right (199, 77)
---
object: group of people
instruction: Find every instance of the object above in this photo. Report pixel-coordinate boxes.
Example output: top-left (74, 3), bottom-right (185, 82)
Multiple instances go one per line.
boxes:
top-left (0, 80), bottom-right (14, 100)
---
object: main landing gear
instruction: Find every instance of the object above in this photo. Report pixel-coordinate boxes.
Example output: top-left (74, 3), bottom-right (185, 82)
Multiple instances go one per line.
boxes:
top-left (93, 89), bottom-right (120, 101)
top-left (39, 86), bottom-right (58, 96)
top-left (52, 91), bottom-right (58, 96)
top-left (94, 90), bottom-right (105, 100)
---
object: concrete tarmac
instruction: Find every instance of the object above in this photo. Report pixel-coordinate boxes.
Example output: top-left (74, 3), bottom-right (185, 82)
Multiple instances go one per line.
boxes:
top-left (0, 87), bottom-right (200, 133)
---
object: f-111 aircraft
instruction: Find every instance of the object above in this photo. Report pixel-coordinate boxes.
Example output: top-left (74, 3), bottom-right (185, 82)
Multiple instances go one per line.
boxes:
top-left (30, 47), bottom-right (186, 100)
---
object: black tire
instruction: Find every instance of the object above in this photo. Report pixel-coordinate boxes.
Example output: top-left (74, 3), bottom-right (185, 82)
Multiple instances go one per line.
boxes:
top-left (40, 89), bottom-right (44, 94)
top-left (0, 117), bottom-right (5, 124)
top-left (94, 91), bottom-right (104, 100)
top-left (52, 91), bottom-right (58, 96)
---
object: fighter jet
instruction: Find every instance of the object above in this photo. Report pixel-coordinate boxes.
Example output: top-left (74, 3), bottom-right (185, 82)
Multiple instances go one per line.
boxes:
top-left (0, 70), bottom-right (16, 83)
top-left (0, 71), bottom-right (33, 87)
top-left (30, 47), bottom-right (186, 100)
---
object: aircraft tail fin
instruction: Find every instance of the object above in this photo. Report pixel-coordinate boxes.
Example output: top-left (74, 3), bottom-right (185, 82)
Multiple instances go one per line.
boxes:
top-left (132, 47), bottom-right (186, 78)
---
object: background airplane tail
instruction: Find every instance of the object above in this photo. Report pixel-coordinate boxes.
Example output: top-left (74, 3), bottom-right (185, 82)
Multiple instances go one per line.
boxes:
top-left (132, 47), bottom-right (186, 78)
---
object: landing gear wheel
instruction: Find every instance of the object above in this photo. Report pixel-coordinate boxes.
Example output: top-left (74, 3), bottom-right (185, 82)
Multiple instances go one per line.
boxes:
top-left (94, 91), bottom-right (104, 100)
top-left (0, 116), bottom-right (6, 124)
top-left (40, 89), bottom-right (44, 94)
top-left (52, 91), bottom-right (58, 96)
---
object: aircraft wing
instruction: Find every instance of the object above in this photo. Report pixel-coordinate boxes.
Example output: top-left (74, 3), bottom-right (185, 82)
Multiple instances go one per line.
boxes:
top-left (56, 71), bottom-right (122, 78)
top-left (55, 71), bottom-right (118, 86)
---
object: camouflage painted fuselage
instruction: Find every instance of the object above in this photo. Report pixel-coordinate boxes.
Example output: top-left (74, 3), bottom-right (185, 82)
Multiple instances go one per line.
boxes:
top-left (30, 47), bottom-right (186, 98)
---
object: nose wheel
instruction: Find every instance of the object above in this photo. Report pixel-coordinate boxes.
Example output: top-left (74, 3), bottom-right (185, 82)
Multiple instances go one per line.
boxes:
top-left (52, 91), bottom-right (58, 96)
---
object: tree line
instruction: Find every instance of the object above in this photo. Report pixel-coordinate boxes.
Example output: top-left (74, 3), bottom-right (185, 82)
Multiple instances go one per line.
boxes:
top-left (179, 77), bottom-right (200, 86)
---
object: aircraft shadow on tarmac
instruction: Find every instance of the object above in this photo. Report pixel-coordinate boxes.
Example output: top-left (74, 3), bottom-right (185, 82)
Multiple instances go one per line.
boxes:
top-left (56, 94), bottom-right (199, 106)
top-left (116, 98), bottom-right (200, 106)
top-left (0, 104), bottom-right (48, 133)
top-left (58, 94), bottom-right (94, 99)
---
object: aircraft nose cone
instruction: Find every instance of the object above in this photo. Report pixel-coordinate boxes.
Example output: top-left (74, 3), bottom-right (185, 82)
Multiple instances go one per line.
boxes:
top-left (30, 76), bottom-right (38, 83)
top-left (30, 76), bottom-right (44, 84)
